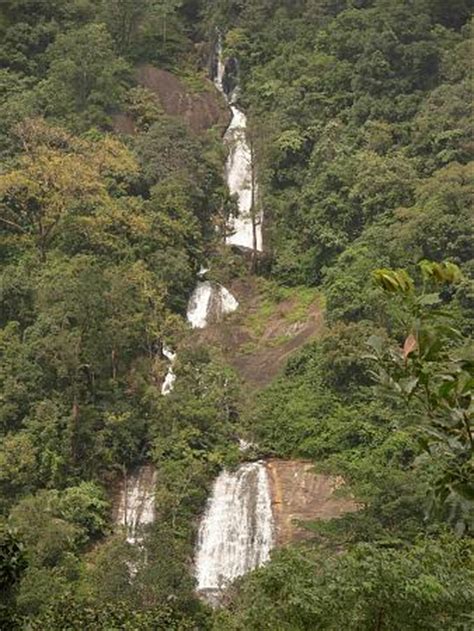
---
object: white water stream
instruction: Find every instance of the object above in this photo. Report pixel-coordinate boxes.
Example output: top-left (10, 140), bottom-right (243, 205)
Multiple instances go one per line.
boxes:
top-left (215, 41), bottom-right (263, 252)
top-left (195, 462), bottom-right (274, 595)
top-left (161, 42), bottom-right (259, 395)
top-left (116, 465), bottom-right (157, 545)
top-left (161, 344), bottom-right (177, 396)
top-left (187, 280), bottom-right (239, 329)
top-left (161, 281), bottom-right (238, 394)
top-left (154, 42), bottom-right (271, 597)
top-left (191, 45), bottom-right (273, 599)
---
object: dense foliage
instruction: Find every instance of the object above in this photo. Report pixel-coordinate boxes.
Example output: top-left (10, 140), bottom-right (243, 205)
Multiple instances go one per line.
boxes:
top-left (0, 2), bottom-right (232, 627)
top-left (213, 537), bottom-right (473, 630)
top-left (0, 0), bottom-right (472, 629)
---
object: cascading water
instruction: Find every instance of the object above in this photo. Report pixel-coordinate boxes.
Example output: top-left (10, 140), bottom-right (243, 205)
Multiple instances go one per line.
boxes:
top-left (214, 39), bottom-right (263, 252)
top-left (187, 281), bottom-right (213, 329)
top-left (161, 344), bottom-right (176, 396)
top-left (194, 462), bottom-right (274, 598)
top-left (162, 279), bottom-right (238, 394)
top-left (116, 465), bottom-right (157, 545)
top-left (187, 280), bottom-right (238, 329)
top-left (214, 39), bottom-right (226, 95)
top-left (113, 39), bottom-right (270, 594)
top-left (190, 45), bottom-right (272, 600)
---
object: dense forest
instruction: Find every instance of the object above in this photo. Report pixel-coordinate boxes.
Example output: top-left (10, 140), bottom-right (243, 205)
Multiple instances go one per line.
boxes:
top-left (0, 1), bottom-right (472, 629)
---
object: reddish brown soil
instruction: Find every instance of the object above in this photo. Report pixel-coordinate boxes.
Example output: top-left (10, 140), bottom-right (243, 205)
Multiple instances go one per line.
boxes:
top-left (231, 311), bottom-right (322, 388)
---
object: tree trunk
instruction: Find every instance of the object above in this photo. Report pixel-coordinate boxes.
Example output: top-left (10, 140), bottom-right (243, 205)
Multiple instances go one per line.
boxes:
top-left (375, 607), bottom-right (384, 631)
top-left (112, 349), bottom-right (117, 380)
top-left (250, 141), bottom-right (258, 273)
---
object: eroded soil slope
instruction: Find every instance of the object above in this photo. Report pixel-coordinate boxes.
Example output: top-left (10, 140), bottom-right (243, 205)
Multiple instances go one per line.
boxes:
top-left (193, 277), bottom-right (324, 388)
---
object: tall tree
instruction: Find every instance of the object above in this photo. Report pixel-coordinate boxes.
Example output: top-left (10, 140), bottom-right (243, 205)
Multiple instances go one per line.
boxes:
top-left (40, 23), bottom-right (129, 125)
top-left (0, 119), bottom-right (137, 260)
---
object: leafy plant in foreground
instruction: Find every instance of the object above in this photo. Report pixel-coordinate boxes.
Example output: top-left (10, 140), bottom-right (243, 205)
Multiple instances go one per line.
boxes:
top-left (368, 261), bottom-right (473, 531)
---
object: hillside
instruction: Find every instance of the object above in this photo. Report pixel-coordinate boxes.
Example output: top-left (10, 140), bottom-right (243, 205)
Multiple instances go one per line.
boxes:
top-left (0, 1), bottom-right (472, 630)
top-left (189, 277), bottom-right (324, 388)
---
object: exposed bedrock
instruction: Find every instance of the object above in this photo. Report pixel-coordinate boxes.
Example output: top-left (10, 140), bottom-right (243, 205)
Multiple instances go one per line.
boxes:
top-left (266, 459), bottom-right (359, 546)
top-left (114, 65), bottom-right (230, 135)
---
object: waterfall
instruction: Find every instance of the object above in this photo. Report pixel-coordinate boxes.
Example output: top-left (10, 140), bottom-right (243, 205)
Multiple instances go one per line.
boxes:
top-left (214, 40), bottom-right (263, 252)
top-left (116, 465), bottom-right (157, 545)
top-left (163, 279), bottom-right (238, 394)
top-left (161, 344), bottom-right (176, 396)
top-left (187, 281), bottom-right (213, 328)
top-left (195, 462), bottom-right (274, 597)
top-left (214, 38), bottom-right (226, 94)
top-left (187, 280), bottom-right (238, 329)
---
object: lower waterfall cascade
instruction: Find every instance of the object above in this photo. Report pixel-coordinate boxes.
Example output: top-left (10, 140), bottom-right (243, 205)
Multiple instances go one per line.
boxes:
top-left (194, 461), bottom-right (274, 596)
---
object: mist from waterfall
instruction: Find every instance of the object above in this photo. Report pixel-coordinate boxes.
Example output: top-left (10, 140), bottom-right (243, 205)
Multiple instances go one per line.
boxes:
top-left (195, 462), bottom-right (274, 597)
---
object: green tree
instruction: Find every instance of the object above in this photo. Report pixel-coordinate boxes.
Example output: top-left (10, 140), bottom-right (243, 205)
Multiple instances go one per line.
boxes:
top-left (214, 537), bottom-right (473, 631)
top-left (0, 525), bottom-right (27, 628)
top-left (58, 482), bottom-right (109, 543)
top-left (39, 23), bottom-right (129, 126)
top-left (103, 0), bottom-right (152, 54)
top-left (0, 119), bottom-right (137, 260)
top-left (368, 261), bottom-right (473, 529)
top-left (103, 0), bottom-right (184, 53)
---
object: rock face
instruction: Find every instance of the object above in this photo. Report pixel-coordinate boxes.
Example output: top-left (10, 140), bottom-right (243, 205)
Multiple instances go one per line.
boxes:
top-left (193, 457), bottom-right (358, 604)
top-left (266, 459), bottom-right (359, 546)
top-left (136, 65), bottom-right (230, 133)
top-left (114, 465), bottom-right (157, 545)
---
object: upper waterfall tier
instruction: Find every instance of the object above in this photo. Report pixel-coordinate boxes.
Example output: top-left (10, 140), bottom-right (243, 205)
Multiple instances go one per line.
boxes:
top-left (214, 41), bottom-right (263, 252)
top-left (194, 461), bottom-right (274, 593)
top-left (224, 105), bottom-right (263, 251)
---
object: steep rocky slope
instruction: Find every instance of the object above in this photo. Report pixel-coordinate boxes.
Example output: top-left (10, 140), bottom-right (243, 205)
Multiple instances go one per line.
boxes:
top-left (114, 64), bottom-right (230, 135)
top-left (267, 460), bottom-right (358, 545)
top-left (189, 276), bottom-right (325, 388)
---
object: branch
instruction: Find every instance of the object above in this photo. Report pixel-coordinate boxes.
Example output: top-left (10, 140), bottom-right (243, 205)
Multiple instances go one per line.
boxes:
top-left (0, 215), bottom-right (27, 233)
top-left (462, 411), bottom-right (473, 452)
